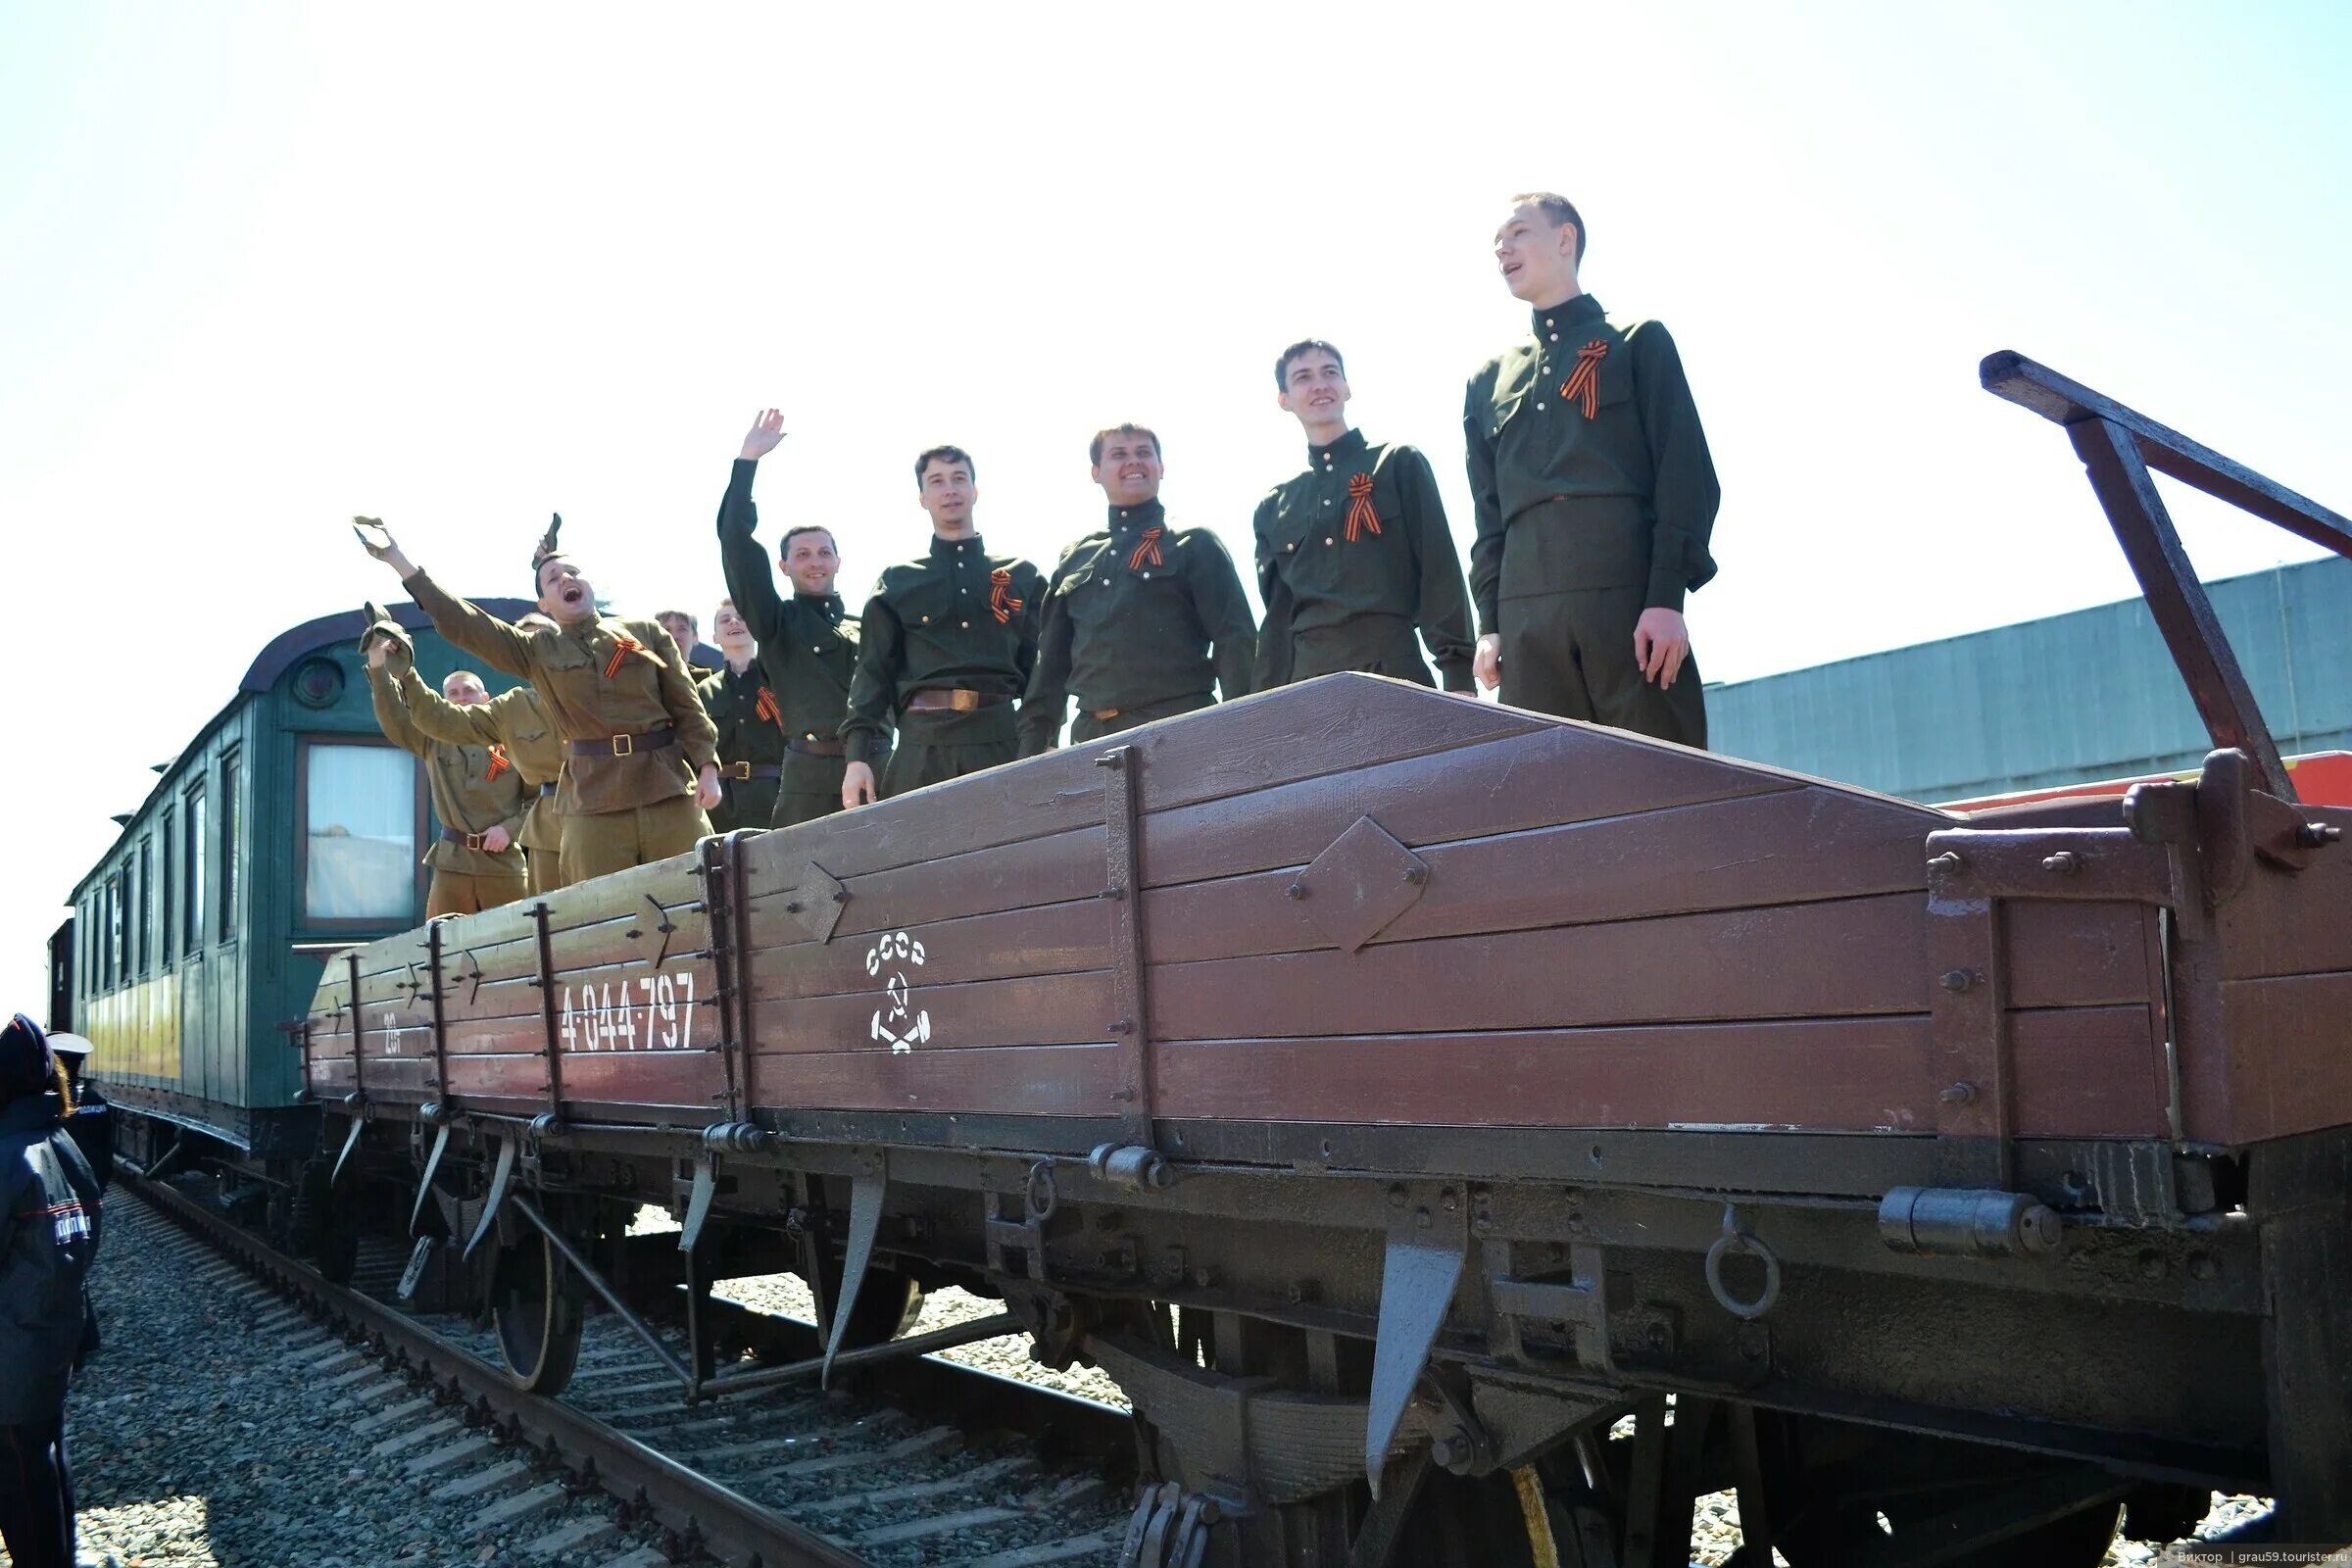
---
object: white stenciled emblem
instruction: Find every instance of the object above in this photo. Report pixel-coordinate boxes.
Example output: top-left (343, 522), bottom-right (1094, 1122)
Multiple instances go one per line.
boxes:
top-left (866, 929), bottom-right (930, 1054)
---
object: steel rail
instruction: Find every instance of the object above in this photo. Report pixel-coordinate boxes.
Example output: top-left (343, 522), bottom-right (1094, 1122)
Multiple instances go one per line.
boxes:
top-left (126, 1172), bottom-right (870, 1568)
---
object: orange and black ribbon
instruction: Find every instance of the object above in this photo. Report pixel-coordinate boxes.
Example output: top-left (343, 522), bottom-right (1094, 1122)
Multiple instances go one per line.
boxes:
top-left (485, 745), bottom-right (513, 782)
top-left (1344, 473), bottom-right (1383, 542)
top-left (1127, 527), bottom-right (1164, 570)
top-left (989, 566), bottom-right (1024, 624)
top-left (1560, 339), bottom-right (1609, 419)
top-left (755, 686), bottom-right (783, 727)
top-left (603, 634), bottom-right (666, 679)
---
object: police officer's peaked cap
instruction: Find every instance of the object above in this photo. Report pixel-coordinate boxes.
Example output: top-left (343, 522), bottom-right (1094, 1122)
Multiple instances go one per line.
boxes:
top-left (0, 1012), bottom-right (52, 1099)
top-left (47, 1033), bottom-right (94, 1058)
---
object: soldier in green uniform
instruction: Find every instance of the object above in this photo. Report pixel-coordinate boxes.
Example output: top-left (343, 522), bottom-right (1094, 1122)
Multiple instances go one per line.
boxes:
top-left (1464, 192), bottom-right (1719, 746)
top-left (1254, 344), bottom-right (1477, 693)
top-left (718, 410), bottom-right (863, 827)
top-left (696, 602), bottom-right (788, 834)
top-left (357, 516), bottom-right (722, 879)
top-left (1018, 424), bottom-right (1255, 755)
top-left (359, 616), bottom-right (530, 916)
top-left (840, 446), bottom-right (1046, 805)
top-left (383, 614), bottom-right (572, 896)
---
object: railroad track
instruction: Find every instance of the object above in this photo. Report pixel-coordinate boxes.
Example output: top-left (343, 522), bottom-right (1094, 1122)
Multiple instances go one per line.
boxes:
top-left (124, 1170), bottom-right (1138, 1567)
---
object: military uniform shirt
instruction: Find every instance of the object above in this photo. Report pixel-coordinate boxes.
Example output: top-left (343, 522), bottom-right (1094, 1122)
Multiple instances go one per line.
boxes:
top-left (696, 662), bottom-right (790, 770)
top-left (1251, 429), bottom-right (1476, 692)
top-left (1462, 293), bottom-right (1720, 629)
top-left (405, 569), bottom-right (720, 816)
top-left (392, 671), bottom-right (566, 853)
top-left (715, 458), bottom-right (860, 751)
top-left (841, 534), bottom-right (1045, 766)
top-left (1018, 499), bottom-right (1255, 755)
top-left (366, 663), bottom-right (529, 875)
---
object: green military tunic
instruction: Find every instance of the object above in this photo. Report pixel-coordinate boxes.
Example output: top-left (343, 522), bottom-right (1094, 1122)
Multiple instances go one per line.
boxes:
top-left (365, 662), bottom-right (529, 916)
top-left (1017, 499), bottom-right (1255, 755)
top-left (1251, 429), bottom-right (1477, 693)
top-left (715, 457), bottom-right (863, 828)
top-left (403, 569), bottom-right (719, 879)
top-left (1463, 293), bottom-right (1719, 746)
top-left (695, 661), bottom-right (788, 835)
top-left (393, 668), bottom-right (571, 896)
top-left (842, 534), bottom-right (1045, 797)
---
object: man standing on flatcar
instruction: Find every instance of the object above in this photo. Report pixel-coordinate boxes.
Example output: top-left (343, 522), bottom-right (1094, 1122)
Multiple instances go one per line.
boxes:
top-left (1017, 424), bottom-right (1255, 755)
top-left (1254, 343), bottom-right (1477, 693)
top-left (697, 601), bottom-right (789, 834)
top-left (838, 446), bottom-right (1047, 805)
top-left (380, 614), bottom-right (573, 895)
top-left (717, 411), bottom-right (863, 827)
top-left (1464, 193), bottom-right (1720, 746)
top-left (357, 517), bottom-right (723, 878)
top-left (361, 615), bottom-right (531, 916)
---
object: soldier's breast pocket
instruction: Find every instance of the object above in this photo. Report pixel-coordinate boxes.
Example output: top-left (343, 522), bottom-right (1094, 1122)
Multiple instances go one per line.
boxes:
top-left (537, 634), bottom-right (593, 674)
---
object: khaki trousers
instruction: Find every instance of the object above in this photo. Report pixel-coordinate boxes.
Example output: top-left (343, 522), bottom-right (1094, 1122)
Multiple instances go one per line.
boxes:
top-left (561, 794), bottom-right (712, 881)
top-left (426, 867), bottom-right (528, 918)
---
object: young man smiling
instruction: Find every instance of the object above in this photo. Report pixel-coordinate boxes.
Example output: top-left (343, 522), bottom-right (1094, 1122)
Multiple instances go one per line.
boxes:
top-left (1018, 423), bottom-right (1255, 755)
top-left (359, 516), bottom-right (722, 879)
top-left (1253, 342), bottom-right (1476, 693)
top-left (839, 446), bottom-right (1045, 805)
top-left (695, 600), bottom-right (788, 835)
top-left (1463, 192), bottom-right (1720, 746)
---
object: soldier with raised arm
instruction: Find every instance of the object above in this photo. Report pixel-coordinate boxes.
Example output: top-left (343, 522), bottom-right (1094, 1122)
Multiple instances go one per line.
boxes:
top-left (357, 517), bottom-right (722, 879)
top-left (838, 446), bottom-right (1045, 806)
top-left (1017, 423), bottom-right (1255, 756)
top-left (1253, 342), bottom-right (1477, 693)
top-left (380, 612), bottom-right (572, 895)
top-left (360, 612), bottom-right (530, 915)
top-left (716, 411), bottom-right (862, 827)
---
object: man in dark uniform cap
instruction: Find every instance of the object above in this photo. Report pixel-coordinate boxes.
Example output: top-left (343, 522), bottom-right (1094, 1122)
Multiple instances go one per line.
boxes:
top-left (717, 411), bottom-right (865, 827)
top-left (840, 446), bottom-right (1045, 805)
top-left (1019, 424), bottom-right (1255, 755)
top-left (697, 601), bottom-right (788, 834)
top-left (1254, 344), bottom-right (1477, 693)
top-left (358, 516), bottom-right (722, 879)
top-left (1464, 192), bottom-right (1720, 746)
top-left (0, 1012), bottom-right (103, 1568)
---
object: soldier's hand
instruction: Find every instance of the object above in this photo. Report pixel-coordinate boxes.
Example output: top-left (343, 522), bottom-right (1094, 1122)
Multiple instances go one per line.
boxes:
top-left (841, 760), bottom-right (878, 809)
top-left (354, 517), bottom-right (416, 578)
top-left (481, 825), bottom-right (513, 854)
top-left (740, 409), bottom-right (787, 463)
top-left (366, 635), bottom-right (392, 670)
top-left (696, 764), bottom-right (724, 812)
top-left (1473, 633), bottom-right (1502, 692)
top-left (1633, 608), bottom-right (1690, 688)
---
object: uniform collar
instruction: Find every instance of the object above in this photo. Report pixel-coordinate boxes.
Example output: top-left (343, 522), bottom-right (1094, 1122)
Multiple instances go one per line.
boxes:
top-left (1532, 293), bottom-right (1604, 338)
top-left (928, 532), bottom-right (984, 561)
top-left (1107, 498), bottom-right (1166, 533)
top-left (795, 591), bottom-right (846, 621)
top-left (1308, 427), bottom-right (1369, 468)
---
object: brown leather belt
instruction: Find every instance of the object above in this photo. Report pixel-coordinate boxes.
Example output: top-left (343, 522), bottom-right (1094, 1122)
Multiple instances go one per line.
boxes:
top-left (904, 688), bottom-right (1009, 713)
top-left (1090, 707), bottom-right (1121, 720)
top-left (440, 827), bottom-right (504, 851)
top-left (569, 727), bottom-right (676, 758)
top-left (722, 761), bottom-right (783, 780)
top-left (789, 734), bottom-right (847, 757)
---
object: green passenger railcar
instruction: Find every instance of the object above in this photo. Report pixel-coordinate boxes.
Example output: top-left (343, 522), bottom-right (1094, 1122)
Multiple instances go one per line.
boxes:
top-left (54, 599), bottom-right (534, 1184)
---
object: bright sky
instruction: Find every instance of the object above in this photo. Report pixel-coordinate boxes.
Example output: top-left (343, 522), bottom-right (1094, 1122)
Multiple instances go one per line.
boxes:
top-left (4, 2), bottom-right (2347, 1008)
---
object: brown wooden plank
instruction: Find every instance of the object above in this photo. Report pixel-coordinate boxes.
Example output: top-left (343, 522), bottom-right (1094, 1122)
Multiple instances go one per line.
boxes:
top-left (1145, 785), bottom-right (1933, 965)
top-left (748, 1042), bottom-right (1121, 1118)
top-left (2217, 848), bottom-right (2352, 982)
top-left (746, 969), bottom-right (1114, 1055)
top-left (743, 899), bottom-right (1108, 1004)
top-left (1149, 895), bottom-right (1928, 1041)
top-left (555, 1050), bottom-right (724, 1115)
top-left (2187, 970), bottom-right (2352, 1145)
top-left (2003, 903), bottom-right (2158, 1009)
top-left (2008, 1004), bottom-right (2169, 1137)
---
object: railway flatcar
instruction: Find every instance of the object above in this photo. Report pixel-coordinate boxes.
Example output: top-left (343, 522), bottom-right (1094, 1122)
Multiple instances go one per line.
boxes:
top-left (54, 598), bottom-right (532, 1213)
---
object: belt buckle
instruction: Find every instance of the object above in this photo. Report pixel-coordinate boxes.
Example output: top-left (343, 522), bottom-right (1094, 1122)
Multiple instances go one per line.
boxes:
top-left (951, 689), bottom-right (980, 713)
top-left (465, 831), bottom-right (486, 852)
top-left (1094, 707), bottom-right (1120, 721)
top-left (729, 761), bottom-right (751, 780)
top-left (611, 732), bottom-right (634, 758)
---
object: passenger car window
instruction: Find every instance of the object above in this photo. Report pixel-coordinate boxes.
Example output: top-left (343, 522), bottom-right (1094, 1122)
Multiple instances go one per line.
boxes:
top-left (304, 742), bottom-right (416, 922)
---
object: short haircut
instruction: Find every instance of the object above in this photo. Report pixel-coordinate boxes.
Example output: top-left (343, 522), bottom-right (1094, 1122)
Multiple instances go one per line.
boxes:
top-left (1090, 423), bottom-right (1161, 467)
top-left (443, 669), bottom-right (485, 696)
top-left (914, 445), bottom-right (976, 485)
top-left (780, 524), bottom-right (837, 553)
top-left (1275, 339), bottom-right (1345, 389)
top-left (657, 610), bottom-right (698, 635)
top-left (1509, 191), bottom-right (1587, 262)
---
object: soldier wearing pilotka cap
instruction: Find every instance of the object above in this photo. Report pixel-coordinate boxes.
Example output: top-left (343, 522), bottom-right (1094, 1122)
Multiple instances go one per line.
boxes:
top-left (358, 515), bottom-right (722, 879)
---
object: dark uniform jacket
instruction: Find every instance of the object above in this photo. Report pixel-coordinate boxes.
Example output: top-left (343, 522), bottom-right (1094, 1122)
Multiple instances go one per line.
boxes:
top-left (842, 534), bottom-right (1046, 765)
top-left (1, 1093), bottom-right (101, 1424)
top-left (1019, 500), bottom-right (1255, 755)
top-left (1252, 430), bottom-right (1477, 692)
top-left (715, 459), bottom-right (860, 754)
top-left (406, 570), bottom-right (720, 816)
top-left (1462, 293), bottom-right (1721, 630)
top-left (367, 663), bottom-right (530, 876)
top-left (696, 662), bottom-right (789, 776)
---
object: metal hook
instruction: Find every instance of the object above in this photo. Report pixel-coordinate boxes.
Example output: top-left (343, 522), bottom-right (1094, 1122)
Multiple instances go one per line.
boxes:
top-left (1704, 1203), bottom-right (1782, 1321)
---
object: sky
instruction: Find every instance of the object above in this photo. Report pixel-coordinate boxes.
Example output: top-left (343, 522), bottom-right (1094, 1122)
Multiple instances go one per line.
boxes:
top-left (2, 2), bottom-right (2348, 1007)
